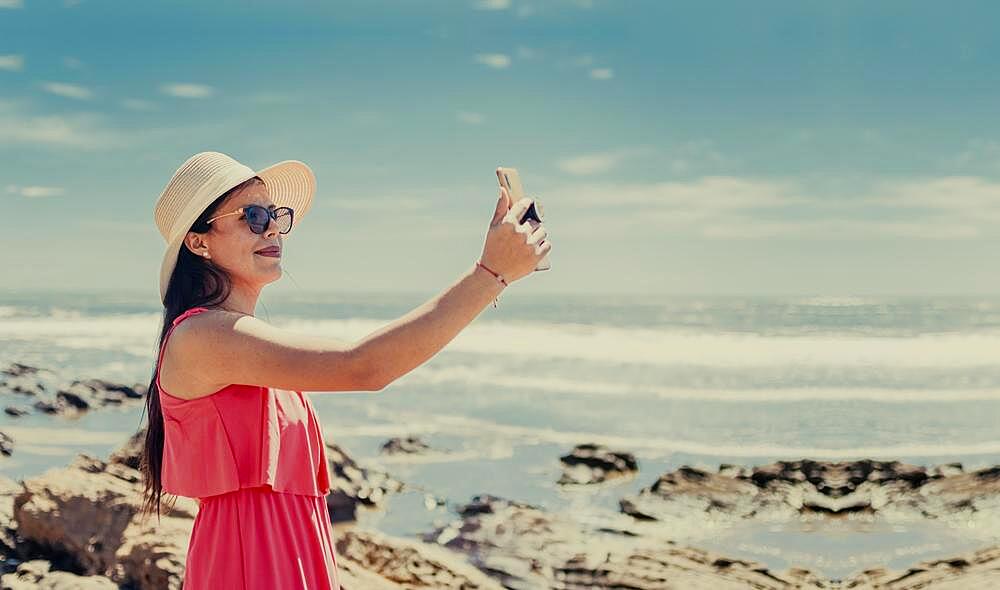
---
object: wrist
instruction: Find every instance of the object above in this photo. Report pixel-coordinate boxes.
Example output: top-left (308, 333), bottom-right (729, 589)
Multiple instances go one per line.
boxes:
top-left (475, 259), bottom-right (508, 287)
top-left (473, 260), bottom-right (506, 308)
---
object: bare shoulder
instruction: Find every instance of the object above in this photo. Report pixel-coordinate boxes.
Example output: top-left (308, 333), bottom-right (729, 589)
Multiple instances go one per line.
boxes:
top-left (164, 308), bottom-right (370, 394)
top-left (170, 308), bottom-right (243, 344)
top-left (160, 310), bottom-right (247, 399)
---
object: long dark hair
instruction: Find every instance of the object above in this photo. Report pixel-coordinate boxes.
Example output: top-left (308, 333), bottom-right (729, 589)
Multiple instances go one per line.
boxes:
top-left (138, 175), bottom-right (265, 523)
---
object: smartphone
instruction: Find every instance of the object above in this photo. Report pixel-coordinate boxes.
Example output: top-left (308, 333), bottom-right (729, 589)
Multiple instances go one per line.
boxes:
top-left (496, 166), bottom-right (550, 271)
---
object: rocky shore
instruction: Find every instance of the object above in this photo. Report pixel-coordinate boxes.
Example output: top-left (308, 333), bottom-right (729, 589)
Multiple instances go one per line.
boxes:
top-left (3, 362), bottom-right (1000, 588)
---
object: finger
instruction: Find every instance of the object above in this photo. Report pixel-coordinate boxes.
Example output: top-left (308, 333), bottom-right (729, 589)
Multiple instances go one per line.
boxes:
top-left (506, 197), bottom-right (533, 225)
top-left (491, 187), bottom-right (511, 227)
top-left (527, 225), bottom-right (547, 245)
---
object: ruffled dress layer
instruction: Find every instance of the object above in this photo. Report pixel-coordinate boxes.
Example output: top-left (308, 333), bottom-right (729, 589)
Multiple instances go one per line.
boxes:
top-left (156, 307), bottom-right (340, 589)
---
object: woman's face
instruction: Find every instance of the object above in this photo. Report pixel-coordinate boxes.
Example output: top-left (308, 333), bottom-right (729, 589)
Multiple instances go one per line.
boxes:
top-left (187, 181), bottom-right (284, 289)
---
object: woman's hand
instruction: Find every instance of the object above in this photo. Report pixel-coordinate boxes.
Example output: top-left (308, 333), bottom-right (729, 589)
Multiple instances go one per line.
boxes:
top-left (480, 186), bottom-right (552, 284)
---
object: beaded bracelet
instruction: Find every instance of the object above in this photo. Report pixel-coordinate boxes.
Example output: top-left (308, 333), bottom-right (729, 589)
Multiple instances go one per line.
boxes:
top-left (475, 260), bottom-right (507, 308)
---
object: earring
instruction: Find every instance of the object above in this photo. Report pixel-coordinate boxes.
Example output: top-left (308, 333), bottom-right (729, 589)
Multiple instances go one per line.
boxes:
top-left (202, 252), bottom-right (210, 258)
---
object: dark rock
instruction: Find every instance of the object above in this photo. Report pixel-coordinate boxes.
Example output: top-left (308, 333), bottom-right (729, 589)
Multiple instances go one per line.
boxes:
top-left (622, 459), bottom-right (1000, 525)
top-left (0, 559), bottom-right (118, 589)
top-left (557, 443), bottom-right (638, 485)
top-left (335, 529), bottom-right (503, 589)
top-left (0, 432), bottom-right (12, 457)
top-left (425, 494), bottom-right (812, 589)
top-left (31, 400), bottom-right (59, 414)
top-left (1, 364), bottom-right (39, 377)
top-left (0, 363), bottom-right (56, 398)
top-left (380, 435), bottom-right (432, 455)
top-left (107, 429), bottom-right (144, 471)
top-left (325, 441), bottom-right (404, 523)
top-left (56, 389), bottom-right (91, 410)
top-left (3, 406), bottom-right (28, 417)
top-left (1, 363), bottom-right (146, 418)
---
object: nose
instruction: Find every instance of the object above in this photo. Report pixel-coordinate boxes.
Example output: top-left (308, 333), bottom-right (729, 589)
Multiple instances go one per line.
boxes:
top-left (264, 212), bottom-right (279, 238)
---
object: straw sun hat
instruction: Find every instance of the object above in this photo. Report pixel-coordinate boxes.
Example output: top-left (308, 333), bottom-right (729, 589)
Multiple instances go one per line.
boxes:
top-left (153, 151), bottom-right (316, 304)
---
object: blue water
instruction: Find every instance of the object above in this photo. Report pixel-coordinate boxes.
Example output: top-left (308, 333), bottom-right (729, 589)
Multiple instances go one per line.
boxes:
top-left (2, 289), bottom-right (1000, 578)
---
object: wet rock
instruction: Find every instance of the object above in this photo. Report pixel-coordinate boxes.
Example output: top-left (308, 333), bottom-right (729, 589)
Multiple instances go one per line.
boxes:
top-left (114, 513), bottom-right (191, 590)
top-left (557, 443), bottom-right (638, 485)
top-left (107, 429), bottom-right (144, 471)
top-left (0, 475), bottom-right (22, 573)
top-left (57, 379), bottom-right (144, 408)
top-left (326, 441), bottom-right (404, 523)
top-left (380, 435), bottom-right (432, 455)
top-left (0, 364), bottom-right (57, 398)
top-left (31, 400), bottom-right (59, 415)
top-left (0, 362), bottom-right (145, 419)
top-left (0, 559), bottom-right (118, 589)
top-left (0, 432), bottom-right (12, 457)
top-left (620, 459), bottom-right (968, 522)
top-left (336, 529), bottom-right (504, 589)
top-left (15, 454), bottom-right (172, 577)
top-left (424, 494), bottom-right (816, 589)
top-left (846, 545), bottom-right (1000, 588)
top-left (3, 407), bottom-right (28, 417)
top-left (9, 445), bottom-right (196, 590)
top-left (929, 462), bottom-right (964, 478)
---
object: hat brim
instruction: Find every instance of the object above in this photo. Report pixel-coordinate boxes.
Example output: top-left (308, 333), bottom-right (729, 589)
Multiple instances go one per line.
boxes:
top-left (159, 159), bottom-right (315, 304)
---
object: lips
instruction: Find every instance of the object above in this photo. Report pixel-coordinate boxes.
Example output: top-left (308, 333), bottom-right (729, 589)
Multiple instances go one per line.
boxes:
top-left (255, 246), bottom-right (281, 256)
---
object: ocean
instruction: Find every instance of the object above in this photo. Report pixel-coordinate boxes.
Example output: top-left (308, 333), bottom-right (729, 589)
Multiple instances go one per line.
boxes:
top-left (2, 290), bottom-right (999, 578)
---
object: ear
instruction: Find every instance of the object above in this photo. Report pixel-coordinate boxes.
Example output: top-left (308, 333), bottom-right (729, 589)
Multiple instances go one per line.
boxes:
top-left (184, 232), bottom-right (206, 255)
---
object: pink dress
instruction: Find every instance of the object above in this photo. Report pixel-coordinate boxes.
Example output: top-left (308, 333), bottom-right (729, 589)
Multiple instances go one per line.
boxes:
top-left (156, 307), bottom-right (341, 589)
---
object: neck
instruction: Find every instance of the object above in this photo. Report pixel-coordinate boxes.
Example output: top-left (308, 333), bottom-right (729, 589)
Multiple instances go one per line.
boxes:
top-left (212, 282), bottom-right (260, 316)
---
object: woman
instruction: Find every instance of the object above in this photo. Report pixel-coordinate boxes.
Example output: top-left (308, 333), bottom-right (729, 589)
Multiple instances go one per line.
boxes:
top-left (138, 151), bottom-right (552, 589)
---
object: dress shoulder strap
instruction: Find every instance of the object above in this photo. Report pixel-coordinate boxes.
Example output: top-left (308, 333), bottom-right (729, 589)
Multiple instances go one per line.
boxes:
top-left (158, 307), bottom-right (211, 376)
top-left (171, 306), bottom-right (211, 327)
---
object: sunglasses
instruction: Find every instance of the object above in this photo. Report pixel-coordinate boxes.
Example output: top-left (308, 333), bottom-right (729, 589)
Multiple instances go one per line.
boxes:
top-left (206, 205), bottom-right (294, 235)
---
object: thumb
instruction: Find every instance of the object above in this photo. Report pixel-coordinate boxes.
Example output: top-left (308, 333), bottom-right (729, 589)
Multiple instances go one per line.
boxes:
top-left (491, 187), bottom-right (510, 227)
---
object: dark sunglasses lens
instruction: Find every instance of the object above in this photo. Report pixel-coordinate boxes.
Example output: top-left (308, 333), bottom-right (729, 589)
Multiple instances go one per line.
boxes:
top-left (246, 206), bottom-right (270, 233)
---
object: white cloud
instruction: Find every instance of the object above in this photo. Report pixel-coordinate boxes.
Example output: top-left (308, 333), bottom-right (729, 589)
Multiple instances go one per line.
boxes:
top-left (474, 0), bottom-right (510, 9)
top-left (62, 56), bottom-right (84, 69)
top-left (0, 0), bottom-right (23, 8)
top-left (557, 153), bottom-right (621, 175)
top-left (160, 83), bottom-right (215, 99)
top-left (665, 139), bottom-right (734, 174)
top-left (457, 111), bottom-right (484, 124)
top-left (516, 46), bottom-right (538, 59)
top-left (0, 55), bottom-right (24, 71)
top-left (541, 176), bottom-right (798, 239)
top-left (868, 176), bottom-right (1000, 222)
top-left (40, 81), bottom-right (93, 100)
top-left (6, 185), bottom-right (65, 198)
top-left (589, 68), bottom-right (614, 80)
top-left (556, 148), bottom-right (648, 175)
top-left (539, 174), bottom-right (1000, 241)
top-left (0, 102), bottom-right (124, 149)
top-left (563, 176), bottom-right (798, 209)
top-left (474, 53), bottom-right (511, 69)
top-left (120, 98), bottom-right (157, 111)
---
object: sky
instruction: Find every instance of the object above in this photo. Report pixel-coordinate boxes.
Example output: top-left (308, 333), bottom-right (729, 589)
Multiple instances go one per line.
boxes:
top-left (3, 0), bottom-right (1000, 298)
